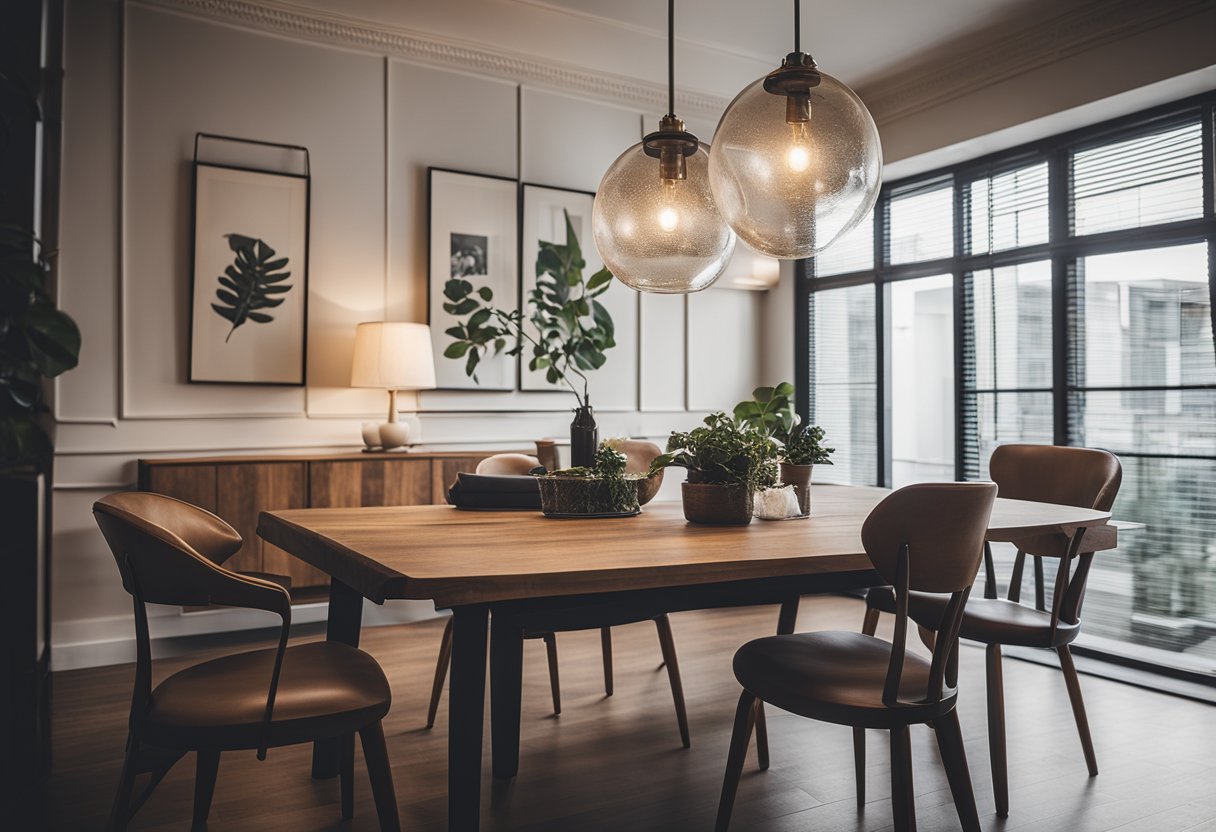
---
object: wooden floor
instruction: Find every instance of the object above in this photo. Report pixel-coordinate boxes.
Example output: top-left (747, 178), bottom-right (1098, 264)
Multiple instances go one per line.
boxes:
top-left (45, 596), bottom-right (1216, 832)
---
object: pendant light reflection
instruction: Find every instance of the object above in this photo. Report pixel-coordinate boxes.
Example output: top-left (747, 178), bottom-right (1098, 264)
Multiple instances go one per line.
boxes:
top-left (591, 1), bottom-right (735, 294)
top-left (708, 0), bottom-right (882, 260)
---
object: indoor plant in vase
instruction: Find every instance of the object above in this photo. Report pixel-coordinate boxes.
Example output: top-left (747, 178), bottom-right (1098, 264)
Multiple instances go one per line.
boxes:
top-left (535, 442), bottom-right (639, 517)
top-left (442, 210), bottom-right (615, 467)
top-left (650, 413), bottom-right (777, 525)
top-left (733, 383), bottom-right (833, 516)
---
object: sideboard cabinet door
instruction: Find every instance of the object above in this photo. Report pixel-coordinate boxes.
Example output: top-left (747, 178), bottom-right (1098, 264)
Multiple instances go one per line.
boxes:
top-left (215, 463), bottom-right (324, 587)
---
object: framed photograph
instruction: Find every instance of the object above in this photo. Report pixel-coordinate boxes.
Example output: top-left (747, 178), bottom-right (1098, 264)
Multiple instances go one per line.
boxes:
top-left (188, 162), bottom-right (309, 385)
top-left (428, 168), bottom-right (519, 391)
top-left (519, 183), bottom-right (639, 405)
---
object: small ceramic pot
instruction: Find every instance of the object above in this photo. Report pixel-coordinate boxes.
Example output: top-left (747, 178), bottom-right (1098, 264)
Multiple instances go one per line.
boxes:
top-left (378, 421), bottom-right (410, 450)
top-left (634, 469), bottom-right (665, 506)
top-left (361, 422), bottom-right (381, 449)
top-left (779, 462), bottom-right (813, 517)
top-left (681, 482), bottom-right (753, 525)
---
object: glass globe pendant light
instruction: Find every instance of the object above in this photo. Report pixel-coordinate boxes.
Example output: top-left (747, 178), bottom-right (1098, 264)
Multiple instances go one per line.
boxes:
top-left (708, 0), bottom-right (882, 259)
top-left (592, 0), bottom-right (735, 293)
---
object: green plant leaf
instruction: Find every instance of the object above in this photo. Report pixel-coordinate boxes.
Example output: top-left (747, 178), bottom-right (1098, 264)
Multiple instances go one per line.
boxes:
top-left (210, 234), bottom-right (293, 342)
top-left (444, 278), bottom-right (473, 302)
top-left (443, 341), bottom-right (471, 359)
top-left (478, 286), bottom-right (494, 301)
top-left (23, 305), bottom-right (81, 377)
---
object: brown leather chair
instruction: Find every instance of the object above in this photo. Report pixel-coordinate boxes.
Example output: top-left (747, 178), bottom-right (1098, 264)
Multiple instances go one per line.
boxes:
top-left (859, 444), bottom-right (1122, 816)
top-left (427, 441), bottom-right (691, 750)
top-left (93, 492), bottom-right (400, 831)
top-left (716, 482), bottom-right (998, 832)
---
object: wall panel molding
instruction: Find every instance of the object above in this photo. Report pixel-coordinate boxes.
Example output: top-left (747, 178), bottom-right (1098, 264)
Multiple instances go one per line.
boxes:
top-left (136, 0), bottom-right (731, 116)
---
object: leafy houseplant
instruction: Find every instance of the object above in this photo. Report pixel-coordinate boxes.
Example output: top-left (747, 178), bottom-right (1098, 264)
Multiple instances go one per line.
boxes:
top-left (536, 443), bottom-right (639, 517)
top-left (1, 226), bottom-right (81, 466)
top-left (650, 413), bottom-right (778, 525)
top-left (733, 383), bottom-right (833, 516)
top-left (442, 210), bottom-right (614, 466)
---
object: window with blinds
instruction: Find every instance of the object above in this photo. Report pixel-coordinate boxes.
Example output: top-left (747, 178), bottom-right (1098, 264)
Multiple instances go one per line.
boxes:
top-left (1070, 120), bottom-right (1205, 236)
top-left (800, 94), bottom-right (1216, 680)
top-left (813, 209), bottom-right (874, 277)
top-left (807, 283), bottom-right (876, 485)
top-left (886, 179), bottom-right (954, 264)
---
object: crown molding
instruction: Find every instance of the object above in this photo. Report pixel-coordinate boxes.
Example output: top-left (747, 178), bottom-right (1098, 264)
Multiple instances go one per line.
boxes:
top-left (859, 0), bottom-right (1213, 125)
top-left (132, 0), bottom-right (733, 116)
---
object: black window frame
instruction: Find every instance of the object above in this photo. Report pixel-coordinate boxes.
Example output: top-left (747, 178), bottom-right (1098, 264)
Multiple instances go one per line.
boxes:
top-left (795, 90), bottom-right (1216, 685)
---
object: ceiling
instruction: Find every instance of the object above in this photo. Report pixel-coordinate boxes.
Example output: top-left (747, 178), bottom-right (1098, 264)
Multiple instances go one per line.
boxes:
top-left (276, 0), bottom-right (1096, 98)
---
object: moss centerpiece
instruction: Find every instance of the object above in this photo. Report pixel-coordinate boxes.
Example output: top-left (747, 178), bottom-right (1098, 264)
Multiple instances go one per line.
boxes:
top-left (536, 443), bottom-right (640, 517)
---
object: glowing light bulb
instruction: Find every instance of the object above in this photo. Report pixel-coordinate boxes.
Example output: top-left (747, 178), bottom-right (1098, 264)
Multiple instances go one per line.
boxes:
top-left (658, 206), bottom-right (679, 232)
top-left (787, 122), bottom-right (811, 172)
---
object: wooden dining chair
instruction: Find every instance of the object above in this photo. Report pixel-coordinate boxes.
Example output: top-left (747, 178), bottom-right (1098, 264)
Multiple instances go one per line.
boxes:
top-left (93, 492), bottom-right (400, 832)
top-left (716, 482), bottom-right (997, 832)
top-left (858, 444), bottom-right (1122, 816)
top-left (428, 442), bottom-right (691, 749)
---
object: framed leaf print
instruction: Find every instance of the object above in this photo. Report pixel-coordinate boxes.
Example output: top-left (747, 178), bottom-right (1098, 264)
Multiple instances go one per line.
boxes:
top-left (188, 162), bottom-right (309, 385)
top-left (427, 168), bottom-right (519, 391)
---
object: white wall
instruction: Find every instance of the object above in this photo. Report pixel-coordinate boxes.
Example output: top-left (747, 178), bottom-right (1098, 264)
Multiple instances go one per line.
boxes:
top-left (52, 0), bottom-right (771, 669)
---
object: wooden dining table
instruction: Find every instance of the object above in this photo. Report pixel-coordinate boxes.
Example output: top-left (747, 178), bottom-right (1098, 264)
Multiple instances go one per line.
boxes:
top-left (257, 483), bottom-right (1116, 832)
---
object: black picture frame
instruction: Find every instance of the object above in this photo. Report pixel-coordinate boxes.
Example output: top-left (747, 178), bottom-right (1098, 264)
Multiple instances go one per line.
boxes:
top-left (426, 166), bottom-right (520, 392)
top-left (187, 134), bottom-right (310, 386)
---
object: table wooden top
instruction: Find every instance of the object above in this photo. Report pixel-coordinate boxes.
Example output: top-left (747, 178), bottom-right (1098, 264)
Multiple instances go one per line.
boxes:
top-left (257, 485), bottom-right (1113, 607)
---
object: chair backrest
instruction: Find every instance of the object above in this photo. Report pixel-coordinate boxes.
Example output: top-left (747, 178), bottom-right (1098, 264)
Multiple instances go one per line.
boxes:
top-left (861, 482), bottom-right (997, 706)
top-left (534, 439), bottom-right (561, 472)
top-left (93, 492), bottom-right (291, 755)
top-left (861, 482), bottom-right (997, 595)
top-left (476, 453), bottom-right (541, 475)
top-left (989, 443), bottom-right (1122, 558)
top-left (984, 443), bottom-right (1122, 627)
top-left (617, 439), bottom-right (662, 476)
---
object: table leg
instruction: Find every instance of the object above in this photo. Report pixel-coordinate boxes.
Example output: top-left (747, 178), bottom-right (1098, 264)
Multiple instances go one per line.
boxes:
top-left (490, 615), bottom-right (524, 780)
top-left (450, 605), bottom-right (489, 832)
top-left (312, 579), bottom-right (364, 779)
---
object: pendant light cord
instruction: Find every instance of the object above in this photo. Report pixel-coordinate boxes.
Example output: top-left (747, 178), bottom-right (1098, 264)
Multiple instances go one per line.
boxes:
top-left (667, 0), bottom-right (675, 116)
top-left (794, 0), bottom-right (801, 53)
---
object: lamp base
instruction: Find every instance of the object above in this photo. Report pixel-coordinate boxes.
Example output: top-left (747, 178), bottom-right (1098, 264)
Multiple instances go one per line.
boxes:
top-left (379, 421), bottom-right (410, 450)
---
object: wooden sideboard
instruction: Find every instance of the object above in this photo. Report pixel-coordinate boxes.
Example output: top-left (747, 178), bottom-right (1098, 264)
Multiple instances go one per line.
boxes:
top-left (137, 450), bottom-right (509, 595)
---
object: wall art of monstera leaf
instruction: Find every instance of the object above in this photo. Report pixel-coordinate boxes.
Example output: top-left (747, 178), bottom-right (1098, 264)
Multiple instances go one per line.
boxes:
top-left (211, 233), bottom-right (292, 342)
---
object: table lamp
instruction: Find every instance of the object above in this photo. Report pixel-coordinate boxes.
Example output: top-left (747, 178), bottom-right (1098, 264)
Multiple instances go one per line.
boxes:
top-left (350, 322), bottom-right (436, 450)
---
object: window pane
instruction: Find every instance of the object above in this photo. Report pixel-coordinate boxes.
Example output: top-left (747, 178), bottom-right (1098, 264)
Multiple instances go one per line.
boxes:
top-left (1071, 121), bottom-right (1204, 236)
top-left (814, 209), bottom-right (874, 277)
top-left (887, 183), bottom-right (953, 264)
top-left (808, 284), bottom-right (876, 485)
top-left (1071, 390), bottom-right (1216, 457)
top-left (965, 391), bottom-right (1055, 479)
top-left (967, 162), bottom-right (1049, 254)
top-left (969, 261), bottom-right (1053, 390)
top-left (889, 275), bottom-right (955, 487)
top-left (1077, 456), bottom-right (1216, 674)
top-left (1072, 243), bottom-right (1213, 389)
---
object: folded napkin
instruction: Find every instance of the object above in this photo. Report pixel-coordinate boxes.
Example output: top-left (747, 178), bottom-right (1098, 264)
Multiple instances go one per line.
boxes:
top-left (447, 472), bottom-right (542, 511)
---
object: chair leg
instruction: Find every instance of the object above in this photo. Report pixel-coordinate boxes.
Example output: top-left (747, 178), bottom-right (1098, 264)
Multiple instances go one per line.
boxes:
top-left (339, 733), bottom-right (355, 820)
top-left (1058, 644), bottom-right (1099, 776)
top-left (426, 616), bottom-right (454, 729)
top-left (986, 643), bottom-right (1009, 817)
top-left (754, 701), bottom-right (769, 770)
top-left (715, 690), bottom-right (758, 832)
top-left (191, 750), bottom-right (220, 830)
top-left (107, 734), bottom-right (140, 832)
top-left (852, 728), bottom-right (866, 808)
top-left (889, 724), bottom-right (917, 832)
top-left (655, 614), bottom-right (691, 748)
top-left (862, 604), bottom-right (880, 636)
top-left (359, 721), bottom-right (401, 832)
top-left (601, 626), bottom-right (614, 696)
top-left (933, 710), bottom-right (980, 832)
top-left (543, 632), bottom-right (561, 715)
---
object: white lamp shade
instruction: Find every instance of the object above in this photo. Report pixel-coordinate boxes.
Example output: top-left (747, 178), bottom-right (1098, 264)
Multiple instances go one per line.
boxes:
top-left (350, 322), bottom-right (437, 390)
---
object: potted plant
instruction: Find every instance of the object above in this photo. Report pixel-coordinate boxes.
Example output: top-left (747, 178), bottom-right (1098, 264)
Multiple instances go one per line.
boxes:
top-left (734, 383), bottom-right (833, 516)
top-left (536, 442), bottom-right (640, 517)
top-left (650, 413), bottom-right (777, 525)
top-left (442, 210), bottom-right (615, 467)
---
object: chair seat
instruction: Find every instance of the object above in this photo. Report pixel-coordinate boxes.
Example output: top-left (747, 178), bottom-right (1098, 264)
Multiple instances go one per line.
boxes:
top-left (733, 631), bottom-right (953, 729)
top-left (145, 642), bottom-right (391, 750)
top-left (867, 587), bottom-right (1079, 648)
